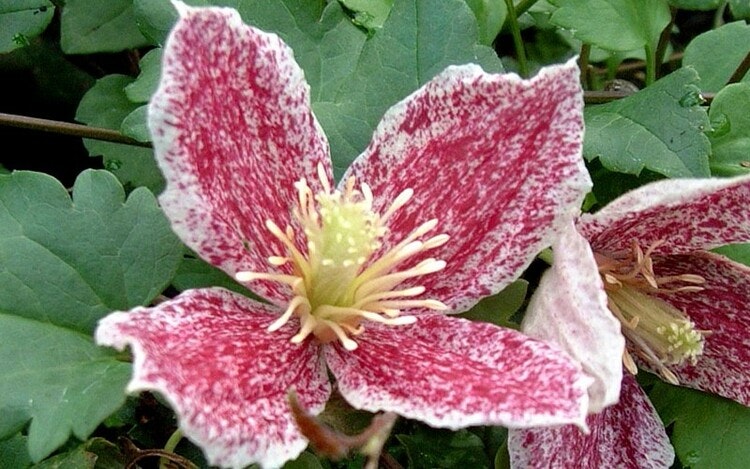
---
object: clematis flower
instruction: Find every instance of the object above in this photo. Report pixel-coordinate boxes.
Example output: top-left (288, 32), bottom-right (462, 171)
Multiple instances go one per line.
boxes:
top-left (509, 176), bottom-right (750, 468)
top-left (95, 4), bottom-right (595, 468)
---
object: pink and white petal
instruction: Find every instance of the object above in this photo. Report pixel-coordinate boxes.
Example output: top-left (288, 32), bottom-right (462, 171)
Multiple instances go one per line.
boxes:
top-left (522, 223), bottom-right (625, 412)
top-left (150, 5), bottom-right (331, 304)
top-left (343, 59), bottom-right (591, 313)
top-left (650, 252), bottom-right (750, 405)
top-left (579, 175), bottom-right (750, 255)
top-left (324, 314), bottom-right (591, 429)
top-left (507, 374), bottom-right (674, 469)
top-left (95, 288), bottom-right (330, 469)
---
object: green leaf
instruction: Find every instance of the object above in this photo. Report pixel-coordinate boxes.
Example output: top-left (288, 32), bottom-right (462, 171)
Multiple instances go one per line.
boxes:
top-left (713, 243), bottom-right (750, 267)
top-left (235, 0), bottom-right (366, 104)
top-left (33, 447), bottom-right (96, 469)
top-left (668, 0), bottom-right (723, 9)
top-left (0, 433), bottom-right (32, 468)
top-left (282, 451), bottom-right (325, 469)
top-left (76, 75), bottom-right (164, 192)
top-left (0, 1), bottom-right (54, 53)
top-left (458, 280), bottom-right (528, 329)
top-left (683, 21), bottom-right (750, 93)
top-left (729, 0), bottom-right (750, 19)
top-left (649, 381), bottom-right (750, 469)
top-left (314, 0), bottom-right (503, 174)
top-left (124, 48), bottom-right (163, 103)
top-left (396, 427), bottom-right (490, 469)
top-left (81, 438), bottom-right (126, 469)
top-left (550, 0), bottom-right (671, 52)
top-left (465, 0), bottom-right (506, 45)
top-left (708, 83), bottom-right (750, 176)
top-left (60, 0), bottom-right (151, 54)
top-left (587, 159), bottom-right (665, 208)
top-left (338, 0), bottom-right (394, 30)
top-left (0, 170), bottom-right (182, 333)
top-left (172, 256), bottom-right (257, 297)
top-left (583, 67), bottom-right (711, 178)
top-left (0, 314), bottom-right (131, 462)
top-left (132, 0), bottom-right (215, 46)
top-left (120, 105), bottom-right (150, 142)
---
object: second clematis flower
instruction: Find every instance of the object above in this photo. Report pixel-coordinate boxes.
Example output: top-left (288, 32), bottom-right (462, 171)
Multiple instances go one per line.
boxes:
top-left (95, 4), bottom-right (594, 469)
top-left (510, 175), bottom-right (750, 468)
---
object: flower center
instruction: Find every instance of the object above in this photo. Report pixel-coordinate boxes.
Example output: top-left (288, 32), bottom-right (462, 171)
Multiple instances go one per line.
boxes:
top-left (236, 164), bottom-right (449, 350)
top-left (596, 240), bottom-right (707, 384)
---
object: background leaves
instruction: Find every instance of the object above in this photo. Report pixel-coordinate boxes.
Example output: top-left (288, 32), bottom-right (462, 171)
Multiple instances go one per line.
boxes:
top-left (0, 170), bottom-right (181, 461)
top-left (583, 67), bottom-right (711, 177)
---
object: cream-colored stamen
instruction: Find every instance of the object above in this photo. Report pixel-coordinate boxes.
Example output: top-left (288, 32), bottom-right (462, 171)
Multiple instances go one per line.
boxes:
top-left (597, 239), bottom-right (708, 384)
top-left (236, 163), bottom-right (448, 350)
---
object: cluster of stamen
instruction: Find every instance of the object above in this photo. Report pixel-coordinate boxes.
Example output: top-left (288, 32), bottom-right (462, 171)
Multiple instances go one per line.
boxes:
top-left (236, 164), bottom-right (449, 351)
top-left (596, 240), bottom-right (708, 384)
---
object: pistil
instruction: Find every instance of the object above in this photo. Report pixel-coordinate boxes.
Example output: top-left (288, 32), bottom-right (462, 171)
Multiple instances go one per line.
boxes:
top-left (236, 164), bottom-right (449, 350)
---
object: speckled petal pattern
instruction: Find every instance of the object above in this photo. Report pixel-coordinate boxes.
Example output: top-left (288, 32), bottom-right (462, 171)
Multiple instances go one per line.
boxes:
top-left (344, 59), bottom-right (591, 313)
top-left (95, 288), bottom-right (330, 469)
top-left (149, 5), bottom-right (331, 305)
top-left (579, 175), bottom-right (750, 256)
top-left (507, 374), bottom-right (674, 469)
top-left (324, 314), bottom-right (591, 429)
top-left (522, 223), bottom-right (625, 412)
top-left (650, 252), bottom-right (750, 406)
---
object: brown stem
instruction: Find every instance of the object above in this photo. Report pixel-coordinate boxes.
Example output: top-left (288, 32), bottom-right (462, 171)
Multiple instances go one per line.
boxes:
top-left (119, 438), bottom-right (198, 469)
top-left (654, 7), bottom-right (676, 80)
top-left (727, 49), bottom-right (750, 85)
top-left (579, 44), bottom-right (591, 90)
top-left (0, 112), bottom-right (152, 148)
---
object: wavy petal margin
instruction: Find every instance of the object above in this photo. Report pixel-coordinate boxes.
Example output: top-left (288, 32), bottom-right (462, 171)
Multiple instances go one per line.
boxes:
top-left (344, 59), bottom-right (591, 312)
top-left (522, 223), bottom-right (624, 412)
top-left (651, 252), bottom-right (750, 406)
top-left (324, 315), bottom-right (590, 429)
top-left (95, 289), bottom-right (330, 469)
top-left (579, 175), bottom-right (750, 255)
top-left (150, 4), bottom-right (331, 304)
top-left (508, 374), bottom-right (674, 469)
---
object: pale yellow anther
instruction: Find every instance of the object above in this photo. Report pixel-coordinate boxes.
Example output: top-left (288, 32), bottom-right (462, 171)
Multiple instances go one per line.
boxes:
top-left (268, 296), bottom-right (307, 332)
top-left (316, 163), bottom-right (331, 193)
top-left (327, 322), bottom-right (359, 351)
top-left (381, 188), bottom-right (414, 223)
top-left (622, 350), bottom-right (638, 375)
top-left (268, 256), bottom-right (288, 266)
top-left (423, 234), bottom-right (450, 250)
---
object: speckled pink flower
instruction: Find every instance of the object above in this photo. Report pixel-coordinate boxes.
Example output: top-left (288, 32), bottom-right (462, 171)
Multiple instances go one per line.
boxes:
top-left (510, 176), bottom-right (750, 468)
top-left (95, 4), bottom-right (594, 469)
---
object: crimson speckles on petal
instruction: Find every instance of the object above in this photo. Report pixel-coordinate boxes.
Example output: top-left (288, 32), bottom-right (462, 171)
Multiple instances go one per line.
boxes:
top-left (514, 175), bottom-right (750, 468)
top-left (508, 374), bottom-right (675, 469)
top-left (95, 3), bottom-right (593, 468)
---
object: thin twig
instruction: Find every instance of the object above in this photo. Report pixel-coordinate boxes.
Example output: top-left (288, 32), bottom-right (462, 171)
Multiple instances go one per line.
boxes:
top-left (654, 7), bottom-right (676, 80)
top-left (583, 90), bottom-right (714, 104)
top-left (579, 44), bottom-right (591, 89)
top-left (727, 49), bottom-right (750, 85)
top-left (0, 112), bottom-right (152, 148)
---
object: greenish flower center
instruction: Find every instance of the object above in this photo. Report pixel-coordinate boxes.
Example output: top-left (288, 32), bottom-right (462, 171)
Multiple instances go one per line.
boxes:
top-left (597, 240), bottom-right (707, 385)
top-left (236, 165), bottom-right (449, 350)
